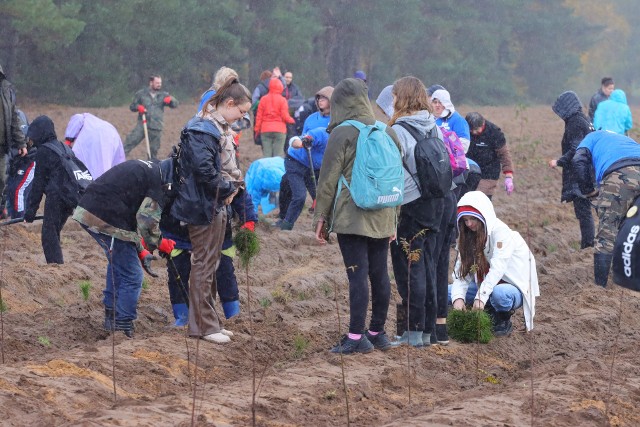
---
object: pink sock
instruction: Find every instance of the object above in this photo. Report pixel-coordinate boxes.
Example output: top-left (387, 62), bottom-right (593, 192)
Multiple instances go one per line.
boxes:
top-left (348, 333), bottom-right (362, 340)
top-left (367, 330), bottom-right (379, 336)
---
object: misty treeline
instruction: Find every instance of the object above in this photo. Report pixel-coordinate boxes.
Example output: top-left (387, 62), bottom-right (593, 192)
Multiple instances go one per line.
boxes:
top-left (1, 0), bottom-right (638, 107)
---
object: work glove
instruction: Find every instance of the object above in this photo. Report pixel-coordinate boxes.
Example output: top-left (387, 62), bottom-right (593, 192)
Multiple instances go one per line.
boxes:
top-left (23, 211), bottom-right (35, 223)
top-left (241, 221), bottom-right (255, 232)
top-left (301, 135), bottom-right (313, 148)
top-left (504, 177), bottom-right (514, 195)
top-left (158, 238), bottom-right (176, 257)
top-left (163, 96), bottom-right (172, 105)
top-left (137, 105), bottom-right (147, 114)
top-left (138, 250), bottom-right (158, 277)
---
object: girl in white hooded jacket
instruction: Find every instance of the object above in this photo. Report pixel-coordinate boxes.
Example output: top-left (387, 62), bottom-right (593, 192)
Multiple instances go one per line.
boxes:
top-left (449, 191), bottom-right (539, 335)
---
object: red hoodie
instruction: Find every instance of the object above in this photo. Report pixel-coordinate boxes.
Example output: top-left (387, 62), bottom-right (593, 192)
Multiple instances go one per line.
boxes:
top-left (255, 78), bottom-right (295, 134)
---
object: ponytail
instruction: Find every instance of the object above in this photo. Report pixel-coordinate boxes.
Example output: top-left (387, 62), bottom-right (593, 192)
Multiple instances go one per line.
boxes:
top-left (205, 77), bottom-right (251, 112)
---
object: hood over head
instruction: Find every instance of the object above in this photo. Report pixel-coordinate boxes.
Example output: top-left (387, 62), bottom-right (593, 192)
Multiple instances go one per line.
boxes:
top-left (609, 89), bottom-right (628, 104)
top-left (65, 113), bottom-right (86, 140)
top-left (27, 115), bottom-right (57, 147)
top-left (268, 78), bottom-right (284, 94)
top-left (375, 85), bottom-right (394, 119)
top-left (327, 78), bottom-right (375, 132)
top-left (456, 190), bottom-right (497, 235)
top-left (431, 89), bottom-right (455, 117)
top-left (315, 86), bottom-right (334, 112)
top-left (552, 91), bottom-right (582, 120)
top-left (427, 84), bottom-right (445, 97)
top-left (395, 110), bottom-right (437, 134)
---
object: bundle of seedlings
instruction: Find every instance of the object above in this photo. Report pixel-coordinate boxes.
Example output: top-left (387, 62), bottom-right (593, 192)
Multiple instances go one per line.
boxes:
top-left (447, 309), bottom-right (493, 344)
top-left (234, 227), bottom-right (260, 268)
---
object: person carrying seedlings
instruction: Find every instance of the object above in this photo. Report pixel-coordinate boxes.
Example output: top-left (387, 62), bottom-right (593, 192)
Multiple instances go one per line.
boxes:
top-left (375, 77), bottom-right (454, 347)
top-left (170, 77), bottom-right (249, 344)
top-left (73, 158), bottom-right (177, 337)
top-left (314, 78), bottom-right (402, 354)
top-left (464, 112), bottom-right (515, 200)
top-left (572, 130), bottom-right (640, 287)
top-left (24, 116), bottom-right (84, 264)
top-left (449, 191), bottom-right (539, 336)
top-left (548, 91), bottom-right (595, 249)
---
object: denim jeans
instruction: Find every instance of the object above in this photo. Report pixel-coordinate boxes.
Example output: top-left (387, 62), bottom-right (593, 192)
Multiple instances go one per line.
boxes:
top-left (86, 229), bottom-right (143, 322)
top-left (448, 281), bottom-right (523, 312)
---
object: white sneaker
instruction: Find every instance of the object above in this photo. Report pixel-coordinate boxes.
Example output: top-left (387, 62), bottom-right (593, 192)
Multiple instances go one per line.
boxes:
top-left (202, 333), bottom-right (230, 343)
top-left (220, 329), bottom-right (234, 337)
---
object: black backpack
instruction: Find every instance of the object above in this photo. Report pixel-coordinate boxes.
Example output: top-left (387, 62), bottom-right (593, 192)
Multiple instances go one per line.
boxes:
top-left (396, 122), bottom-right (453, 199)
top-left (43, 141), bottom-right (93, 208)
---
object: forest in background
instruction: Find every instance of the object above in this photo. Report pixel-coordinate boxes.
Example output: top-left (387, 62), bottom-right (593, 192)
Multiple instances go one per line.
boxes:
top-left (1, 0), bottom-right (638, 107)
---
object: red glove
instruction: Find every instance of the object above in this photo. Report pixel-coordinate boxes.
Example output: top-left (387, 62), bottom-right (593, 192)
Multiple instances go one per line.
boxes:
top-left (163, 96), bottom-right (172, 105)
top-left (137, 105), bottom-right (147, 114)
top-left (241, 221), bottom-right (255, 232)
top-left (158, 238), bottom-right (176, 255)
top-left (138, 250), bottom-right (158, 277)
top-left (140, 237), bottom-right (149, 251)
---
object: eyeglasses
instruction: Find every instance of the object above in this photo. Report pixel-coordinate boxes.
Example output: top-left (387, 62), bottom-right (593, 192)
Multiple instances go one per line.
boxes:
top-left (235, 104), bottom-right (249, 116)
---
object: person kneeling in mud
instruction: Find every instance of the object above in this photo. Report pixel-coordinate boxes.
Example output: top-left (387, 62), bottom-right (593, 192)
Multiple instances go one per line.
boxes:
top-left (449, 191), bottom-right (539, 336)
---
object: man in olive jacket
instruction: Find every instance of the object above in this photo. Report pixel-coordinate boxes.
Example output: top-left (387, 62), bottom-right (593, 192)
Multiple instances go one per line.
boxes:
top-left (124, 75), bottom-right (178, 160)
top-left (0, 64), bottom-right (27, 215)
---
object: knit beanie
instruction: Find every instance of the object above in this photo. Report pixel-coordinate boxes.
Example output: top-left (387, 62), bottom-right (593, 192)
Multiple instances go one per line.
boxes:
top-left (457, 206), bottom-right (486, 230)
top-left (375, 85), bottom-right (394, 119)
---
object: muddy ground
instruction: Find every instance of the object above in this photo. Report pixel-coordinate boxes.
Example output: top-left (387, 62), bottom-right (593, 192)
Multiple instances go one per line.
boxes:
top-left (0, 100), bottom-right (639, 426)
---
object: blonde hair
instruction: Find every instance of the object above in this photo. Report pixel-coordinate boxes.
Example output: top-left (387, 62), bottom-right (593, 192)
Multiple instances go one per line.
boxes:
top-left (389, 76), bottom-right (432, 126)
top-left (213, 66), bottom-right (239, 91)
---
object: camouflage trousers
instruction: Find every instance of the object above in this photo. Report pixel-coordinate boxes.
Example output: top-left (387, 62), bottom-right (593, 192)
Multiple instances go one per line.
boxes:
top-left (594, 165), bottom-right (640, 255)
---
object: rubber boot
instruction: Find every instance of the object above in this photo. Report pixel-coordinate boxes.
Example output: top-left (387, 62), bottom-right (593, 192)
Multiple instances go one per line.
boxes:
top-left (279, 220), bottom-right (294, 231)
top-left (396, 303), bottom-right (407, 339)
top-left (222, 300), bottom-right (240, 319)
top-left (172, 303), bottom-right (189, 327)
top-left (114, 319), bottom-right (134, 338)
top-left (391, 331), bottom-right (424, 347)
top-left (104, 308), bottom-right (114, 331)
top-left (594, 253), bottom-right (613, 287)
top-left (493, 311), bottom-right (513, 337)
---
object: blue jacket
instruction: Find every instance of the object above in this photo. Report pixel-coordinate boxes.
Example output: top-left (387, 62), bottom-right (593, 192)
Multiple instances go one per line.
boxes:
top-left (436, 111), bottom-right (470, 142)
top-left (302, 112), bottom-right (330, 135)
top-left (573, 131), bottom-right (640, 194)
top-left (593, 89), bottom-right (633, 135)
top-left (287, 127), bottom-right (329, 170)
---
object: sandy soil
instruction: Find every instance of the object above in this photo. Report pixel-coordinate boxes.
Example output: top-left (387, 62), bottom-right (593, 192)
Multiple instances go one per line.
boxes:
top-left (0, 101), bottom-right (638, 426)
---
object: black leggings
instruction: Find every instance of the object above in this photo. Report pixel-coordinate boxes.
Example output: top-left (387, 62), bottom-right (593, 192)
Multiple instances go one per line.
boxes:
top-left (337, 234), bottom-right (391, 334)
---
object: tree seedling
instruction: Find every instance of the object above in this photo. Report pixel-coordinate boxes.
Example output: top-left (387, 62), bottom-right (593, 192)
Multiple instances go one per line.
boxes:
top-left (0, 298), bottom-right (8, 313)
top-left (447, 310), bottom-right (493, 344)
top-left (37, 336), bottom-right (51, 347)
top-left (79, 280), bottom-right (91, 301)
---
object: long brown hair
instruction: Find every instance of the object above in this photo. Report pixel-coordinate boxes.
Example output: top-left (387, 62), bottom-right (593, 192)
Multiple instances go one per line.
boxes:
top-left (205, 77), bottom-right (251, 111)
top-left (389, 76), bottom-right (432, 126)
top-left (457, 217), bottom-right (490, 280)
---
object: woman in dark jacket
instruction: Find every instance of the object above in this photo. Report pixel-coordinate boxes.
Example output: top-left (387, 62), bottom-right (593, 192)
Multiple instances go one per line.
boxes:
top-left (171, 77), bottom-right (250, 344)
top-left (548, 91), bottom-right (595, 249)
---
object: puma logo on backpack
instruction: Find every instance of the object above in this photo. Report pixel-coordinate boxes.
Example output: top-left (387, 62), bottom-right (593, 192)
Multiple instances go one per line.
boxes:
top-left (334, 120), bottom-right (404, 210)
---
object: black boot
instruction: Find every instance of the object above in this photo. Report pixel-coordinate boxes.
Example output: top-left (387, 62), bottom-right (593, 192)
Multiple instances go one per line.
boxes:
top-left (396, 303), bottom-right (407, 338)
top-left (493, 310), bottom-right (514, 336)
top-left (594, 253), bottom-right (613, 287)
top-left (114, 319), bottom-right (135, 338)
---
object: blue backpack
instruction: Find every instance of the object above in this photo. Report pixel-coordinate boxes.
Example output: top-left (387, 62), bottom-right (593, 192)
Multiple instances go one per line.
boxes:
top-left (334, 120), bottom-right (404, 210)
